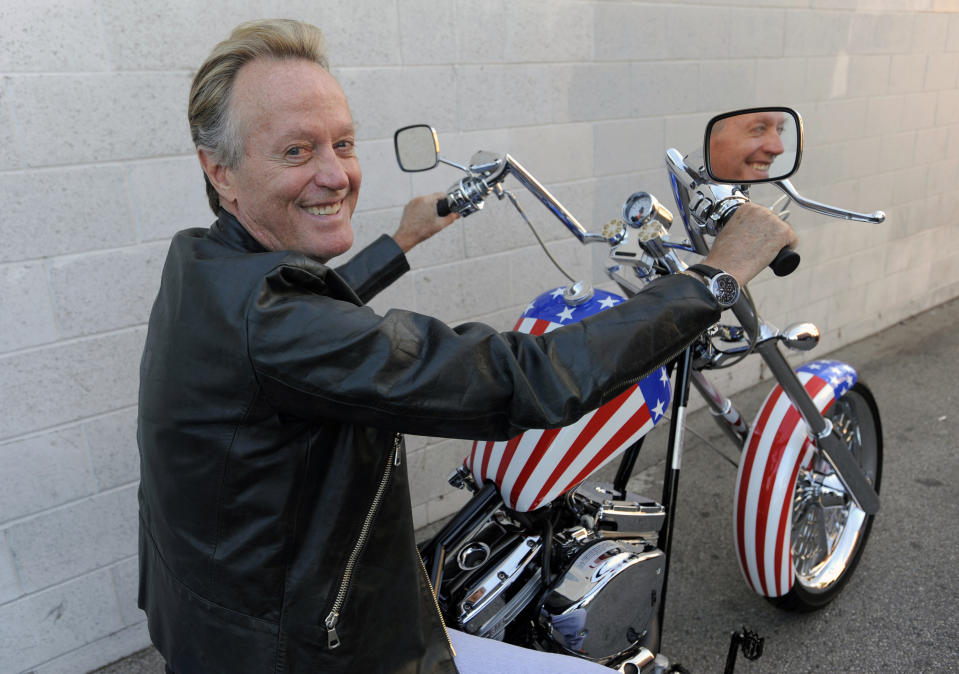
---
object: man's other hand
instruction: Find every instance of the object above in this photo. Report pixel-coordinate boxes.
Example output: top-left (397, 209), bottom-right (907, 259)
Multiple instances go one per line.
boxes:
top-left (393, 193), bottom-right (460, 253)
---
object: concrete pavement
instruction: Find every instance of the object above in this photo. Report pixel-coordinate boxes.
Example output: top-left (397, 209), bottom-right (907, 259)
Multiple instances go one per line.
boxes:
top-left (654, 296), bottom-right (959, 672)
top-left (94, 296), bottom-right (959, 673)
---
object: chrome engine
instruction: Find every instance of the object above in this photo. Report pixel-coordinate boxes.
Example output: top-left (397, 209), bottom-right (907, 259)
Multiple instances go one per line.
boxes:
top-left (432, 499), bottom-right (545, 641)
top-left (543, 538), bottom-right (664, 660)
top-left (429, 480), bottom-right (666, 665)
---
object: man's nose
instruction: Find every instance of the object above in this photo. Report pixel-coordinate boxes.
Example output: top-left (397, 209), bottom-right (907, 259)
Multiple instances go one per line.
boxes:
top-left (764, 132), bottom-right (785, 156)
top-left (312, 149), bottom-right (350, 190)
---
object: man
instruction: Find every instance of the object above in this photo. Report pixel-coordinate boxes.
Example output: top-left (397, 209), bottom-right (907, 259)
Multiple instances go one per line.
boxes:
top-left (137, 19), bottom-right (797, 674)
top-left (707, 110), bottom-right (788, 182)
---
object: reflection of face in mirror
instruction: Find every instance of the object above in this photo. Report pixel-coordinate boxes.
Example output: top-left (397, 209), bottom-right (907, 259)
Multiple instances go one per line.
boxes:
top-left (709, 111), bottom-right (790, 182)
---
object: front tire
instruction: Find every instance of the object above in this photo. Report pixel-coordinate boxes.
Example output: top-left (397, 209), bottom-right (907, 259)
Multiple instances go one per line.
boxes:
top-left (771, 382), bottom-right (882, 611)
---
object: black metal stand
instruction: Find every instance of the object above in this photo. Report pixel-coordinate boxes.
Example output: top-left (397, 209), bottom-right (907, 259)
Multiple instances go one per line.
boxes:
top-left (654, 347), bottom-right (693, 653)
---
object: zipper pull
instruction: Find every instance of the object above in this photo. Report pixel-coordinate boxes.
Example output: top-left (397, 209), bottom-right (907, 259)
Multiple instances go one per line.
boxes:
top-left (325, 611), bottom-right (341, 649)
top-left (393, 433), bottom-right (402, 466)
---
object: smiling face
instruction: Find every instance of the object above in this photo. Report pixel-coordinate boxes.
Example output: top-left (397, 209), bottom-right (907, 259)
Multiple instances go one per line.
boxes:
top-left (708, 111), bottom-right (787, 182)
top-left (210, 57), bottom-right (360, 262)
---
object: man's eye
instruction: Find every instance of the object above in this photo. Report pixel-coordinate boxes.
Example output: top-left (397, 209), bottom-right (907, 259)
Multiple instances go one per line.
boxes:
top-left (335, 140), bottom-right (355, 152)
top-left (285, 146), bottom-right (314, 160)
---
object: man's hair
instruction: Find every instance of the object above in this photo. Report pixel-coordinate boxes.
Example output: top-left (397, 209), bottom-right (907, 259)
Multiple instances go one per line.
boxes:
top-left (189, 19), bottom-right (329, 214)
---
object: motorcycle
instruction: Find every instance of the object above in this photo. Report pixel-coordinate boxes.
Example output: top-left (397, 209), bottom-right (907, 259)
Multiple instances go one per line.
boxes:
top-left (392, 107), bottom-right (884, 673)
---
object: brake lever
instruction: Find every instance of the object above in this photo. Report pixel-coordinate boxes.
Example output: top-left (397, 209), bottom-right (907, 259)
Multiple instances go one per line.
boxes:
top-left (774, 179), bottom-right (885, 223)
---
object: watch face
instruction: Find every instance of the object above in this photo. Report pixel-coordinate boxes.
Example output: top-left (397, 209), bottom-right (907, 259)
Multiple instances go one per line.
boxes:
top-left (712, 273), bottom-right (739, 306)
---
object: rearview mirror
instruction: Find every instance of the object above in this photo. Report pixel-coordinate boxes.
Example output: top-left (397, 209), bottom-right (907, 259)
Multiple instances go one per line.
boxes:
top-left (704, 107), bottom-right (802, 184)
top-left (394, 124), bottom-right (440, 172)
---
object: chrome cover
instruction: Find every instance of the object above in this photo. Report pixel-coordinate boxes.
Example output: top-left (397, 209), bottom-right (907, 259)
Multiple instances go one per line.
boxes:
top-left (573, 482), bottom-right (665, 539)
top-left (543, 539), bottom-right (665, 661)
top-left (465, 570), bottom-right (544, 641)
top-left (457, 541), bottom-right (491, 571)
top-left (457, 535), bottom-right (541, 631)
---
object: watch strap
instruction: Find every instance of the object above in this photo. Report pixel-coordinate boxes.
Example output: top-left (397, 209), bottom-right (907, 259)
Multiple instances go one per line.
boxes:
top-left (687, 263), bottom-right (723, 279)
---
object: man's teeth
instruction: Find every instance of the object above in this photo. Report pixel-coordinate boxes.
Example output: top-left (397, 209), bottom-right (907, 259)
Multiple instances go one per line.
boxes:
top-left (305, 203), bottom-right (341, 216)
top-left (750, 163), bottom-right (770, 171)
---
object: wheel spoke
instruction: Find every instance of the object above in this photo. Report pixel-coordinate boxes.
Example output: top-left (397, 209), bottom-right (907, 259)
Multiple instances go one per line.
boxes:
top-left (792, 500), bottom-right (828, 574)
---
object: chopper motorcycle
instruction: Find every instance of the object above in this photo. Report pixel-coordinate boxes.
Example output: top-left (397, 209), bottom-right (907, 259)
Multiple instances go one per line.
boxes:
top-left (392, 108), bottom-right (884, 672)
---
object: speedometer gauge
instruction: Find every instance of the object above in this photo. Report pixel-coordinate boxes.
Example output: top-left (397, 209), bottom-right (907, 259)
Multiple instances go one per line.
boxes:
top-left (622, 192), bottom-right (654, 226)
top-left (622, 192), bottom-right (673, 231)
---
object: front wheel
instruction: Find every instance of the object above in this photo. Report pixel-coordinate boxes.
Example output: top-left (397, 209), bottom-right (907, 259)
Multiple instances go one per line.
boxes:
top-left (771, 382), bottom-right (883, 612)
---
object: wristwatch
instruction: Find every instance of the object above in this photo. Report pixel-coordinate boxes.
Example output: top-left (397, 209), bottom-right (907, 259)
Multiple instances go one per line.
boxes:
top-left (685, 264), bottom-right (740, 308)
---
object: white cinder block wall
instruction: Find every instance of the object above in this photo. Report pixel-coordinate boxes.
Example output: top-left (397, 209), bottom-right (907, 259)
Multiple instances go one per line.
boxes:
top-left (1, 1), bottom-right (957, 671)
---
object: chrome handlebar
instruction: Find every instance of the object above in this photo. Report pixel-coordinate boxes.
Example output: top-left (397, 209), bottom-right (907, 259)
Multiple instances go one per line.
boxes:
top-left (441, 147), bottom-right (884, 280)
top-left (443, 154), bottom-right (607, 243)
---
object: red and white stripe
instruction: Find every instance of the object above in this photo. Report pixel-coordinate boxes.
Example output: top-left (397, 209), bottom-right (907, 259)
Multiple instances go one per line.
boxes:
top-left (467, 315), bottom-right (656, 512)
top-left (732, 371), bottom-right (838, 596)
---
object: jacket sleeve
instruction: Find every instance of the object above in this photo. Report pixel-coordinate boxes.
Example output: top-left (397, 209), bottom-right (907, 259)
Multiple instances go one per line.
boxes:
top-left (246, 264), bottom-right (720, 441)
top-left (333, 234), bottom-right (410, 303)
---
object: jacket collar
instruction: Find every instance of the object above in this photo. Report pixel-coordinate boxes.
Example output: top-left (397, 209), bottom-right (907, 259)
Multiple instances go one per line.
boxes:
top-left (208, 209), bottom-right (269, 254)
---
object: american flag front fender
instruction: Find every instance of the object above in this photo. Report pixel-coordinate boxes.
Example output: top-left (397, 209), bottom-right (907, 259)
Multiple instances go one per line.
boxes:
top-left (732, 360), bottom-right (858, 597)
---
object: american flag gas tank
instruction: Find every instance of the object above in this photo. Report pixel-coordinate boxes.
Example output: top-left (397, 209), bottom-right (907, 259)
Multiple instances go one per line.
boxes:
top-left (468, 286), bottom-right (671, 512)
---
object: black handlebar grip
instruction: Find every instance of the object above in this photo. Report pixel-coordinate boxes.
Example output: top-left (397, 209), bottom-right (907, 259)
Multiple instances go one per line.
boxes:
top-left (436, 198), bottom-right (451, 217)
top-left (769, 246), bottom-right (800, 276)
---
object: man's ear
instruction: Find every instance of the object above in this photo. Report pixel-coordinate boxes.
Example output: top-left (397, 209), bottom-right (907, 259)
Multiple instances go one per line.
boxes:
top-left (197, 148), bottom-right (237, 206)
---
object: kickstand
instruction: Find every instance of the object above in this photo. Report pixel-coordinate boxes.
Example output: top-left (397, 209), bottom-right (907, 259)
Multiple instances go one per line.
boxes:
top-left (724, 626), bottom-right (764, 674)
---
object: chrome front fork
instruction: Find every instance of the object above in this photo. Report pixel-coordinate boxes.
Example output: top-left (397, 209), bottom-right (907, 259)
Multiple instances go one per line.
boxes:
top-left (730, 299), bottom-right (880, 515)
top-left (690, 371), bottom-right (749, 447)
top-left (691, 296), bottom-right (879, 515)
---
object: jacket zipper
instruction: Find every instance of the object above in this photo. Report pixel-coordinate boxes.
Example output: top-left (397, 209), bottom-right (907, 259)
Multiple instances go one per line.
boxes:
top-left (600, 335), bottom-right (700, 405)
top-left (324, 433), bottom-right (402, 649)
top-left (416, 547), bottom-right (457, 657)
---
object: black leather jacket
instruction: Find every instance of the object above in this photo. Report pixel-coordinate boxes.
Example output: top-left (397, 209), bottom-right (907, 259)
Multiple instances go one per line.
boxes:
top-left (137, 210), bottom-right (720, 673)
